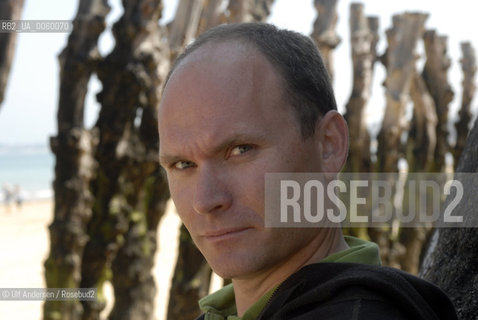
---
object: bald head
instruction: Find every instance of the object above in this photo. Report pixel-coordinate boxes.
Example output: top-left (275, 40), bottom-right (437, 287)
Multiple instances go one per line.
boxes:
top-left (162, 23), bottom-right (337, 138)
top-left (159, 40), bottom-right (295, 142)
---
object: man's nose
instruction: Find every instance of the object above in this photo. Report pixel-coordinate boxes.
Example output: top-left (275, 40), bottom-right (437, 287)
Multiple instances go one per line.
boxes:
top-left (192, 165), bottom-right (232, 215)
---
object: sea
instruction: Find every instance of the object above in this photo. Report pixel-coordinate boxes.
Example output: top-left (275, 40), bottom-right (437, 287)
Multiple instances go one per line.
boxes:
top-left (0, 144), bottom-right (54, 202)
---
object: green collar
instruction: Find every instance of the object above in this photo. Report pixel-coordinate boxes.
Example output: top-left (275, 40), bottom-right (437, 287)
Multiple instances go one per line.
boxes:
top-left (320, 235), bottom-right (381, 265)
top-left (199, 236), bottom-right (381, 320)
top-left (199, 283), bottom-right (275, 320)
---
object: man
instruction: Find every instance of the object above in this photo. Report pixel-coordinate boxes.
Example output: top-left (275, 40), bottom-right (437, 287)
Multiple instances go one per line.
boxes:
top-left (158, 23), bottom-right (457, 320)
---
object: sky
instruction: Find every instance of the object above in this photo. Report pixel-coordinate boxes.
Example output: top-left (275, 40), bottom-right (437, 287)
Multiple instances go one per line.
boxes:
top-left (0, 0), bottom-right (477, 146)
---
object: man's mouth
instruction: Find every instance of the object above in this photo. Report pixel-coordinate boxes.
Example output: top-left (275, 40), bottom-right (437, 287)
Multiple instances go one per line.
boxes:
top-left (203, 227), bottom-right (252, 241)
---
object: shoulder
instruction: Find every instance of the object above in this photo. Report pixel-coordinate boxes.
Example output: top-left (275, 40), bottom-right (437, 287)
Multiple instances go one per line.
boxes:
top-left (259, 262), bottom-right (457, 320)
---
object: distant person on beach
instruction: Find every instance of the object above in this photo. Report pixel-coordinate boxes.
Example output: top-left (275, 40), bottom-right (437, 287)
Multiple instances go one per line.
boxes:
top-left (2, 183), bottom-right (13, 213)
top-left (13, 184), bottom-right (23, 211)
top-left (158, 23), bottom-right (457, 319)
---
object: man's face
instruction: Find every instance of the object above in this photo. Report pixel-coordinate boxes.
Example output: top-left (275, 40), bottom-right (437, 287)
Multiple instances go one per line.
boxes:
top-left (158, 42), bottom-right (325, 279)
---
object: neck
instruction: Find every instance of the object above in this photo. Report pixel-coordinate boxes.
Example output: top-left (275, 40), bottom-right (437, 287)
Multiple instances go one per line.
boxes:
top-left (232, 228), bottom-right (348, 316)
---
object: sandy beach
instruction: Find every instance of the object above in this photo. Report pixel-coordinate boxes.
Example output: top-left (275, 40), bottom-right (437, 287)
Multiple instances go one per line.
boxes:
top-left (0, 199), bottom-right (183, 319)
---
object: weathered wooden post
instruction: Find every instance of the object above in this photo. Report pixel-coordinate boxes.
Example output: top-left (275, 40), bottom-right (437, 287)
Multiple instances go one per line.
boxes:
top-left (44, 1), bottom-right (108, 318)
top-left (0, 0), bottom-right (25, 108)
top-left (421, 30), bottom-right (454, 172)
top-left (344, 3), bottom-right (379, 173)
top-left (79, 0), bottom-right (170, 319)
top-left (373, 12), bottom-right (428, 268)
top-left (310, 0), bottom-right (341, 81)
top-left (453, 42), bottom-right (476, 164)
top-left (376, 12), bottom-right (428, 173)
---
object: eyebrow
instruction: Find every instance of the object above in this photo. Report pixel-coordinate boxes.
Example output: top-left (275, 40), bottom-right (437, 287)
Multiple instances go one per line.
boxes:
top-left (158, 154), bottom-right (183, 167)
top-left (159, 132), bottom-right (268, 166)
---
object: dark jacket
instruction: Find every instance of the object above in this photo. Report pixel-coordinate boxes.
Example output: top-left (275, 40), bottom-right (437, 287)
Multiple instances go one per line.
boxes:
top-left (197, 262), bottom-right (457, 320)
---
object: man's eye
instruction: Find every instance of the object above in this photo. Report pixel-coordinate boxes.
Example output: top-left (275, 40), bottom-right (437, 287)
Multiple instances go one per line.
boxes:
top-left (230, 144), bottom-right (253, 156)
top-left (174, 161), bottom-right (195, 170)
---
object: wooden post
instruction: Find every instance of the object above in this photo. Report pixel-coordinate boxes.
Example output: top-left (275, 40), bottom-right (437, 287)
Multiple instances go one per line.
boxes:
top-left (227, 0), bottom-right (253, 23)
top-left (44, 1), bottom-right (109, 319)
top-left (373, 12), bottom-right (427, 268)
top-left (79, 0), bottom-right (170, 319)
top-left (376, 13), bottom-right (428, 173)
top-left (401, 70), bottom-right (437, 274)
top-left (400, 31), bottom-right (453, 275)
top-left (0, 0), bottom-right (24, 107)
top-left (197, 0), bottom-right (225, 35)
top-left (107, 1), bottom-right (171, 318)
top-left (168, 0), bottom-right (203, 59)
top-left (226, 0), bottom-right (275, 23)
top-left (250, 0), bottom-right (275, 22)
top-left (421, 30), bottom-right (454, 172)
top-left (344, 3), bottom-right (379, 172)
top-left (407, 69), bottom-right (438, 172)
top-left (453, 42), bottom-right (476, 164)
top-left (310, 0), bottom-right (341, 81)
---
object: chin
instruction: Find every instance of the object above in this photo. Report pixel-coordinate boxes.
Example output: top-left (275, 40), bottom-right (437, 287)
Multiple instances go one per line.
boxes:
top-left (208, 256), bottom-right (267, 281)
top-left (210, 263), bottom-right (245, 280)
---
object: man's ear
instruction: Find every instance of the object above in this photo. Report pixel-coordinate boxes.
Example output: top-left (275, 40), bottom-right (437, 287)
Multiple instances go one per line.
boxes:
top-left (315, 110), bottom-right (349, 173)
